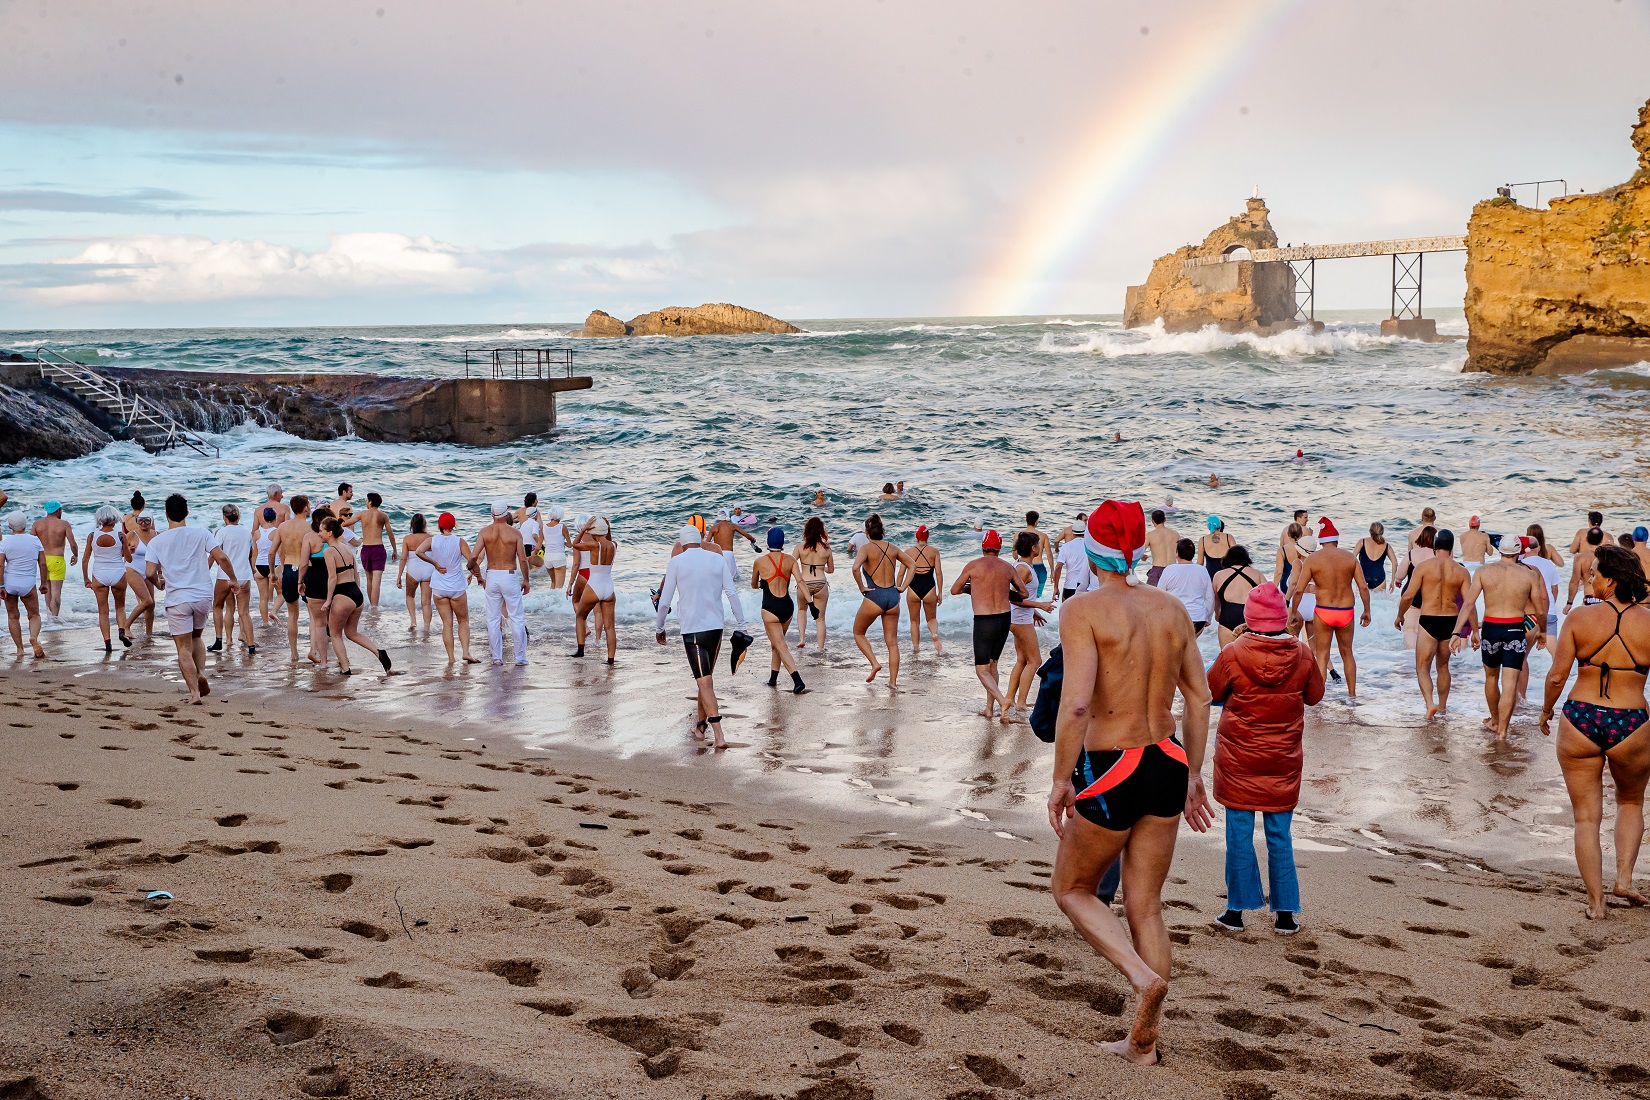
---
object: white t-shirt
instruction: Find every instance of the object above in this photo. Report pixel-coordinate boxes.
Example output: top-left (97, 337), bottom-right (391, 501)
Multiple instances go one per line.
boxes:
top-left (146, 525), bottom-right (216, 604)
top-left (654, 546), bottom-right (747, 635)
top-left (213, 525), bottom-right (253, 583)
top-left (1056, 538), bottom-right (1094, 593)
top-left (848, 532), bottom-right (869, 553)
top-left (1, 533), bottom-right (45, 589)
top-left (1158, 562), bottom-right (1218, 623)
top-left (1523, 553), bottom-right (1561, 604)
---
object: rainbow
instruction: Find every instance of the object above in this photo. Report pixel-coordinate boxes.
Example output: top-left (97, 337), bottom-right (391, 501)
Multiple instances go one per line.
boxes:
top-left (968, 0), bottom-right (1302, 317)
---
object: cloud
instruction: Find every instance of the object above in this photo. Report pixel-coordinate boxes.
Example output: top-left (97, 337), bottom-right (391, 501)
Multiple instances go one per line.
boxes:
top-left (0, 187), bottom-right (252, 216)
top-left (21, 232), bottom-right (493, 304)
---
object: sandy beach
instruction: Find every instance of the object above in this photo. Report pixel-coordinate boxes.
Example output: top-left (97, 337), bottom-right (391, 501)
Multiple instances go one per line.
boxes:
top-left (3, 637), bottom-right (1648, 1099)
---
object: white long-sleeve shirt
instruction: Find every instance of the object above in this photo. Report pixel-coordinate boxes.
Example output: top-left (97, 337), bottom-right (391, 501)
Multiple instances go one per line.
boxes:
top-left (1157, 562), bottom-right (1217, 623)
top-left (655, 546), bottom-right (747, 635)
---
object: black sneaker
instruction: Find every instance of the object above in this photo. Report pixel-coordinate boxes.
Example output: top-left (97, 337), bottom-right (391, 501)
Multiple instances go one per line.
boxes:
top-left (1329, 668), bottom-right (1342, 683)
top-left (1274, 912), bottom-right (1300, 936)
top-left (1213, 909), bottom-right (1244, 932)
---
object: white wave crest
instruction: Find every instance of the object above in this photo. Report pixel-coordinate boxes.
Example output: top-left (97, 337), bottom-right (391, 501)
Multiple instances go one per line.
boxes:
top-left (1038, 320), bottom-right (1404, 361)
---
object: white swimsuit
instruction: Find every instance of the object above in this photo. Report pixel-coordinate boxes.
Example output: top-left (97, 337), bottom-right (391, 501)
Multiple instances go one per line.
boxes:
top-left (404, 538), bottom-right (435, 583)
top-left (586, 562), bottom-right (615, 601)
top-left (128, 536), bottom-right (148, 577)
top-left (426, 534), bottom-right (468, 599)
top-left (89, 531), bottom-right (128, 587)
top-left (1010, 563), bottom-right (1038, 626)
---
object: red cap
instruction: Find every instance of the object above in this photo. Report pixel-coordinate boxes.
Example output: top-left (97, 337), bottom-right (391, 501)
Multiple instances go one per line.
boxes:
top-left (1469, 515), bottom-right (1480, 527)
top-left (437, 511), bottom-right (456, 531)
top-left (981, 529), bottom-right (1002, 551)
top-left (1244, 582), bottom-right (1288, 632)
top-left (1295, 448), bottom-right (1304, 457)
top-left (1317, 517), bottom-right (1340, 542)
top-left (915, 525), bottom-right (929, 541)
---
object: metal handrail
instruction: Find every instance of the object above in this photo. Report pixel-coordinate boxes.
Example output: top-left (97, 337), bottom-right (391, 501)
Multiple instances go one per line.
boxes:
top-left (34, 346), bottom-right (218, 458)
top-left (463, 348), bottom-right (575, 380)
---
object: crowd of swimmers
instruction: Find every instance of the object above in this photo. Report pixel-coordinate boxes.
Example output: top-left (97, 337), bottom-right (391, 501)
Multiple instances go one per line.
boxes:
top-left (3, 479), bottom-right (1648, 1066)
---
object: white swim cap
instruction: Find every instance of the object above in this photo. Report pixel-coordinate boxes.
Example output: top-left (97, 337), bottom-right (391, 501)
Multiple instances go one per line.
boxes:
top-left (490, 499), bottom-right (511, 518)
top-left (593, 516), bottom-right (611, 536)
top-left (717, 507), bottom-right (731, 521)
top-left (679, 524), bottom-right (704, 546)
top-left (548, 505), bottom-right (565, 521)
top-left (574, 514), bottom-right (589, 527)
top-left (6, 512), bottom-right (25, 532)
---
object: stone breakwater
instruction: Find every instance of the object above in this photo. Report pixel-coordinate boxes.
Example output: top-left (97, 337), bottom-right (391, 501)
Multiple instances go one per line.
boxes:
top-left (575, 302), bottom-right (803, 337)
top-left (0, 358), bottom-right (591, 463)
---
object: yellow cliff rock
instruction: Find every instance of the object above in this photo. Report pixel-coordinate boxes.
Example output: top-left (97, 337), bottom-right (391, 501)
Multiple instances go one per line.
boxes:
top-left (1124, 197), bottom-right (1295, 333)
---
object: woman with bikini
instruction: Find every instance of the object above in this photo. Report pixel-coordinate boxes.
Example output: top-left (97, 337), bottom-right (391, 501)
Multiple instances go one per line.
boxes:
top-left (751, 527), bottom-right (807, 693)
top-left (320, 516), bottom-right (391, 675)
top-left (1004, 531), bottom-right (1054, 720)
top-left (1197, 515), bottom-right (1235, 579)
top-left (905, 524), bottom-right (943, 655)
top-left (1353, 522), bottom-right (1398, 592)
top-left (1210, 545), bottom-right (1265, 650)
top-left (299, 506), bottom-right (334, 666)
top-left (570, 516), bottom-right (618, 664)
top-left (1540, 545), bottom-right (1650, 920)
top-left (797, 517), bottom-right (834, 652)
top-left (850, 513), bottom-right (912, 686)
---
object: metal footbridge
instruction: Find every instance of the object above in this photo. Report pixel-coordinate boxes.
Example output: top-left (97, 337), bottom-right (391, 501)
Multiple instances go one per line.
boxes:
top-left (34, 347), bottom-right (218, 457)
top-left (1183, 234), bottom-right (1467, 323)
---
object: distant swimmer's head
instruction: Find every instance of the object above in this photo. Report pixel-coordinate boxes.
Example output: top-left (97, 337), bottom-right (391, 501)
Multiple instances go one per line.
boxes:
top-left (767, 527), bottom-right (784, 550)
top-left (437, 511), bottom-right (456, 532)
top-left (491, 500), bottom-right (511, 519)
top-left (1206, 514), bottom-right (1222, 533)
top-left (263, 507), bottom-right (276, 523)
top-left (96, 505), bottom-right (119, 528)
top-left (1635, 526), bottom-right (1649, 544)
top-left (1316, 517), bottom-right (1339, 544)
top-left (1433, 528), bottom-right (1455, 555)
top-left (717, 508), bottom-right (731, 521)
top-left (1244, 582), bottom-right (1289, 635)
top-left (882, 483), bottom-right (896, 496)
top-left (679, 524), bottom-right (705, 547)
top-left (1084, 499), bottom-right (1147, 584)
top-left (915, 524), bottom-right (929, 543)
top-left (688, 514), bottom-right (706, 534)
top-left (980, 529), bottom-right (1002, 553)
top-left (1469, 515), bottom-right (1481, 528)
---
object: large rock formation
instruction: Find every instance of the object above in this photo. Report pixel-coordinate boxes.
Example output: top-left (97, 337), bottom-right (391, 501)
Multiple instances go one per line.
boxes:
top-left (1124, 198), bottom-right (1297, 333)
top-left (1464, 97), bottom-right (1650, 374)
top-left (575, 302), bottom-right (803, 337)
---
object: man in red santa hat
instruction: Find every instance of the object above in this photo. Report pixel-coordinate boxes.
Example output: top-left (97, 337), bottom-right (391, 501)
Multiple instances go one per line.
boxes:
top-left (1287, 516), bottom-right (1371, 697)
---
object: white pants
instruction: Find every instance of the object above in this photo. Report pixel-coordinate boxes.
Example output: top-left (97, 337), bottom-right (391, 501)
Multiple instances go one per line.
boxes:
top-left (485, 569), bottom-right (527, 665)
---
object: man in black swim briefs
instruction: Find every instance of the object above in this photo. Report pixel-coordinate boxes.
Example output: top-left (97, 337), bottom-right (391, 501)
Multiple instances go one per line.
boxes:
top-left (950, 529), bottom-right (1023, 722)
top-left (1047, 499), bottom-right (1213, 1068)
top-left (1454, 535), bottom-right (1547, 740)
top-left (271, 495), bottom-right (312, 661)
top-left (1402, 528), bottom-right (1471, 721)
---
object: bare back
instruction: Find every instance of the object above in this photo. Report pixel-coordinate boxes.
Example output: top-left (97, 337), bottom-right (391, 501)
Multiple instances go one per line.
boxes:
top-left (360, 507), bottom-right (390, 545)
top-left (275, 516), bottom-right (310, 565)
top-left (33, 516), bottom-right (71, 555)
top-left (1475, 558), bottom-right (1544, 619)
top-left (1296, 546), bottom-right (1361, 607)
top-left (1060, 583), bottom-right (1203, 751)
top-left (954, 553), bottom-right (1017, 615)
top-left (1411, 555), bottom-right (1469, 615)
top-left (477, 522), bottom-right (525, 570)
top-left (1146, 524), bottom-right (1179, 568)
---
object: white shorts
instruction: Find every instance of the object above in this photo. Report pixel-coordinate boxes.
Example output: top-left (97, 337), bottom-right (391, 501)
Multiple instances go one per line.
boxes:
top-left (91, 564), bottom-right (128, 588)
top-left (165, 598), bottom-right (212, 634)
top-left (1298, 594), bottom-right (1316, 621)
top-left (4, 578), bottom-right (37, 599)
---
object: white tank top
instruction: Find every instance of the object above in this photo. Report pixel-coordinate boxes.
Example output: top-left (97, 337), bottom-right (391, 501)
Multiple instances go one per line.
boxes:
top-left (90, 530), bottom-right (125, 571)
top-left (542, 521), bottom-right (566, 556)
top-left (255, 526), bottom-right (275, 566)
top-left (427, 533), bottom-right (464, 574)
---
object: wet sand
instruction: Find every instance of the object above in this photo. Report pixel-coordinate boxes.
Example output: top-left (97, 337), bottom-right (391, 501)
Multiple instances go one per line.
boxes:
top-left (3, 618), bottom-right (1648, 1098)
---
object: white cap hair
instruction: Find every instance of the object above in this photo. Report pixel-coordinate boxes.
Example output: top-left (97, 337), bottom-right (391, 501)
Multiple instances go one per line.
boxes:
top-left (490, 499), bottom-right (511, 518)
top-left (96, 505), bottom-right (120, 526)
top-left (267, 483), bottom-right (282, 496)
top-left (7, 512), bottom-right (25, 531)
top-left (678, 524), bottom-right (704, 546)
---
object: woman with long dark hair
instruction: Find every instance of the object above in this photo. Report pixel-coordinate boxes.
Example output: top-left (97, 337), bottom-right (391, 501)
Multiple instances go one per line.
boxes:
top-left (1540, 545), bottom-right (1650, 919)
top-left (1210, 545), bottom-right (1264, 650)
top-left (850, 513), bottom-right (912, 685)
top-left (398, 513), bottom-right (434, 632)
top-left (797, 516), bottom-right (834, 652)
top-left (320, 516), bottom-right (390, 675)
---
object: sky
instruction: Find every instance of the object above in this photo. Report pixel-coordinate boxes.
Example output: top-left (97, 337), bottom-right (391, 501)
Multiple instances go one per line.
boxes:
top-left (1, 0), bottom-right (1646, 329)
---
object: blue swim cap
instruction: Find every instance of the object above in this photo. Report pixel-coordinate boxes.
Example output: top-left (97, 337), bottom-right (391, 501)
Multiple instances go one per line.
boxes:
top-left (1636, 526), bottom-right (1648, 543)
top-left (44, 500), bottom-right (61, 515)
top-left (767, 526), bottom-right (785, 550)
top-left (263, 507), bottom-right (277, 522)
top-left (1206, 514), bottom-right (1221, 533)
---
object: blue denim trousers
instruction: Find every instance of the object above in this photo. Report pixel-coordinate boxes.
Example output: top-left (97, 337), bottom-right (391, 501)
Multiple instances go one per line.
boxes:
top-left (1224, 808), bottom-right (1300, 913)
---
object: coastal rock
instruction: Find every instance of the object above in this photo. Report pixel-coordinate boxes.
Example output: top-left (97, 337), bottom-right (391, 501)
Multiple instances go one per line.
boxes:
top-left (575, 303), bottom-right (803, 337)
top-left (579, 310), bottom-right (632, 338)
top-left (1463, 96), bottom-right (1650, 375)
top-left (0, 381), bottom-right (111, 464)
top-left (1123, 198), bottom-right (1296, 333)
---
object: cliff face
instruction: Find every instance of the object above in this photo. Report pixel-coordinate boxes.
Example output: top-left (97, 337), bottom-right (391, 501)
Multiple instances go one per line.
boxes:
top-left (1124, 198), bottom-right (1296, 332)
top-left (575, 302), bottom-right (803, 337)
top-left (1463, 97), bottom-right (1650, 375)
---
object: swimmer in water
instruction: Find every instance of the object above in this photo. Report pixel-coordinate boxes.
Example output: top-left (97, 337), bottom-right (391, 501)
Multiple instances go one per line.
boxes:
top-left (751, 526), bottom-right (806, 693)
top-left (879, 482), bottom-right (898, 501)
top-left (904, 524), bottom-right (943, 655)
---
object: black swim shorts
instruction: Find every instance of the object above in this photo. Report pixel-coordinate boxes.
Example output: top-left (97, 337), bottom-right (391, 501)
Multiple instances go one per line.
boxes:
top-left (683, 629), bottom-right (723, 679)
top-left (281, 564), bottom-right (301, 604)
top-left (973, 611), bottom-right (1011, 665)
top-left (1072, 738), bottom-right (1189, 831)
top-left (1482, 620), bottom-right (1527, 671)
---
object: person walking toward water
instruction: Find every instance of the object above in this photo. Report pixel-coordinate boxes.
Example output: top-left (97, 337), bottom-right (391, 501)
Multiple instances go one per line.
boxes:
top-left (397, 513), bottom-right (434, 632)
top-left (1454, 536), bottom-right (1548, 739)
top-left (1539, 545), bottom-right (1649, 919)
top-left (1052, 515), bottom-right (1095, 602)
top-left (1570, 510), bottom-right (1611, 555)
top-left (1353, 522), bottom-right (1397, 592)
top-left (1005, 531), bottom-right (1054, 720)
top-left (209, 504), bottom-right (256, 655)
top-left (477, 501), bottom-right (531, 667)
top-left (1197, 515), bottom-right (1233, 578)
top-left (851, 514), bottom-right (911, 686)
top-left (709, 509), bottom-right (757, 582)
top-left (1568, 527), bottom-right (1605, 610)
top-left (1403, 528), bottom-right (1471, 720)
top-left (1145, 510), bottom-right (1178, 587)
top-left (1274, 521), bottom-right (1307, 596)
top-left (252, 509), bottom-right (279, 626)
top-left (571, 516), bottom-right (618, 664)
top-left (1016, 511), bottom-right (1054, 597)
top-left (751, 526), bottom-right (806, 693)
top-left (542, 505), bottom-right (568, 589)
top-left (146, 494), bottom-right (238, 704)
top-left (1460, 516), bottom-right (1492, 565)
top-left (82, 506), bottom-right (130, 653)
top-left (1158, 538), bottom-right (1217, 637)
top-left (418, 511), bottom-right (481, 665)
top-left (1211, 545), bottom-right (1264, 649)
top-left (1287, 518), bottom-right (1370, 697)
top-left (655, 525), bottom-right (750, 750)
top-left (1047, 499), bottom-right (1213, 1067)
top-left (1, 512), bottom-right (47, 658)
top-left (1206, 581), bottom-right (1323, 934)
top-left (1408, 507), bottom-right (1438, 552)
top-left (298, 506), bottom-right (335, 665)
top-left (31, 502), bottom-right (76, 619)
top-left (123, 513), bottom-right (158, 639)
top-left (797, 517), bottom-right (834, 652)
top-left (319, 516), bottom-right (391, 675)
top-left (273, 496), bottom-right (313, 661)
top-left (950, 529), bottom-right (1022, 720)
top-left (904, 524), bottom-right (943, 655)
top-left (358, 492), bottom-right (398, 608)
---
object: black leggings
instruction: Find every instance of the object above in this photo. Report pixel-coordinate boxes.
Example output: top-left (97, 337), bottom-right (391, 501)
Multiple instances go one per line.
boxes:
top-left (683, 629), bottom-right (723, 679)
top-left (973, 612), bottom-right (1011, 665)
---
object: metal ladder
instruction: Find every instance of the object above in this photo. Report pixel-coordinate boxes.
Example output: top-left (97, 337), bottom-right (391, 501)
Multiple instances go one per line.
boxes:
top-left (34, 347), bottom-right (218, 458)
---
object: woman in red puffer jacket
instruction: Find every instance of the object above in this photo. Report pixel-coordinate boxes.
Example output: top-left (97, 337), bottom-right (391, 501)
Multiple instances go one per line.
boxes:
top-left (1205, 580), bottom-right (1324, 935)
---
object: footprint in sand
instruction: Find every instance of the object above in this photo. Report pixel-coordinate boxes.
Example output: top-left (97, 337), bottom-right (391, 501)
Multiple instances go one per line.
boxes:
top-left (297, 1066), bottom-right (350, 1097)
top-left (340, 921), bottom-right (390, 942)
top-left (482, 959), bottom-right (542, 987)
top-left (362, 972), bottom-right (421, 989)
top-left (265, 1012), bottom-right (324, 1045)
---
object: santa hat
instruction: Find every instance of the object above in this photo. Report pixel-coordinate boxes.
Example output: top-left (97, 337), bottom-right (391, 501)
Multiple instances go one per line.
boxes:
top-left (1317, 517), bottom-right (1340, 543)
top-left (1085, 500), bottom-right (1147, 585)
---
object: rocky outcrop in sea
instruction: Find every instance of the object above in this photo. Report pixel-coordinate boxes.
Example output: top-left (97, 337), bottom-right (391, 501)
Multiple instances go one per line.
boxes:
top-left (574, 303), bottom-right (803, 337)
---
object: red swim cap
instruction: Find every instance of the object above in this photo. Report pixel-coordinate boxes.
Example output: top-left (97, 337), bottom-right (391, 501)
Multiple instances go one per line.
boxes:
top-left (915, 524), bottom-right (929, 541)
top-left (437, 511), bottom-right (456, 531)
top-left (981, 529), bottom-right (1002, 551)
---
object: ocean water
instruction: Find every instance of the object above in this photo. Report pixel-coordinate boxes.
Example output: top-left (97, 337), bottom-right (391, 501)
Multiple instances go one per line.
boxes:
top-left (4, 315), bottom-right (1649, 866)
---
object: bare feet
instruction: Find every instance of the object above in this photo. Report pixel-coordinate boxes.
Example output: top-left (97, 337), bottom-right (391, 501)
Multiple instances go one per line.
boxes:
top-left (1612, 884), bottom-right (1648, 906)
top-left (1480, 717), bottom-right (1496, 732)
top-left (865, 662), bottom-right (881, 683)
top-left (1425, 703), bottom-right (1439, 722)
top-left (1106, 975), bottom-right (1168, 1065)
top-left (462, 655), bottom-right (481, 664)
top-left (32, 643), bottom-right (46, 658)
top-left (1100, 1036), bottom-right (1159, 1066)
top-left (198, 678), bottom-right (210, 697)
top-left (1585, 897), bottom-right (1609, 920)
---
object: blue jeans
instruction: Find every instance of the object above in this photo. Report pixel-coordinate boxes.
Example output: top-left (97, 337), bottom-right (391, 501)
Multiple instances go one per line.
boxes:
top-left (1224, 808), bottom-right (1300, 913)
top-left (1096, 857), bottom-right (1121, 904)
